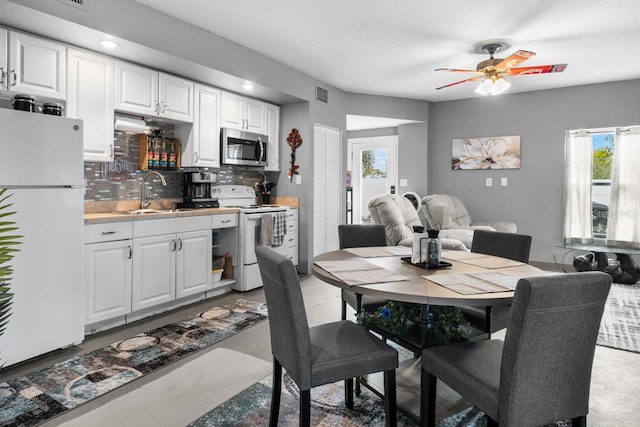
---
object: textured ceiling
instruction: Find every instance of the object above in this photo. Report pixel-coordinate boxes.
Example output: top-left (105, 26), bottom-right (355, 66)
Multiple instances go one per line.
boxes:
top-left (135, 0), bottom-right (640, 102)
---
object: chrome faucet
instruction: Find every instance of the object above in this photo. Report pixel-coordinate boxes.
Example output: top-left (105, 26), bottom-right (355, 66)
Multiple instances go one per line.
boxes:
top-left (141, 171), bottom-right (167, 209)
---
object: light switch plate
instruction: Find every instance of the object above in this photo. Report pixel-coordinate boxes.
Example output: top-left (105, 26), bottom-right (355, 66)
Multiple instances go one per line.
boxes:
top-left (486, 178), bottom-right (492, 186)
top-left (501, 177), bottom-right (508, 186)
top-left (296, 175), bottom-right (302, 185)
top-left (400, 179), bottom-right (408, 187)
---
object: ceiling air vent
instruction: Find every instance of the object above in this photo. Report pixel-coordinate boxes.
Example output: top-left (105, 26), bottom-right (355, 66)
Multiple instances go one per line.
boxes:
top-left (316, 85), bottom-right (329, 104)
top-left (55, 0), bottom-right (88, 11)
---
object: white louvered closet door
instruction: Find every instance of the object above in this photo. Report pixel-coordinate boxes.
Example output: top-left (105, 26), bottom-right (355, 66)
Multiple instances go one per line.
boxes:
top-left (313, 124), bottom-right (341, 257)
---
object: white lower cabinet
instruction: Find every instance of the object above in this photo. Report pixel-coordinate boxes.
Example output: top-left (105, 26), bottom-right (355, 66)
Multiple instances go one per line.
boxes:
top-left (84, 216), bottom-right (217, 334)
top-left (132, 234), bottom-right (177, 311)
top-left (84, 239), bottom-right (132, 325)
top-left (132, 226), bottom-right (211, 312)
top-left (84, 222), bottom-right (133, 332)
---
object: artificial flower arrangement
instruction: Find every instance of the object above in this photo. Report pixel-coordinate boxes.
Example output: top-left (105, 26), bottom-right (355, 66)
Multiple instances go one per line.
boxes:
top-left (356, 301), bottom-right (471, 347)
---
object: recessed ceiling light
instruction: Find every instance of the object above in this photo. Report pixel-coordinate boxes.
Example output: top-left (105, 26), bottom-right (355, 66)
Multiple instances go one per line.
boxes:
top-left (99, 39), bottom-right (119, 49)
top-left (242, 82), bottom-right (254, 90)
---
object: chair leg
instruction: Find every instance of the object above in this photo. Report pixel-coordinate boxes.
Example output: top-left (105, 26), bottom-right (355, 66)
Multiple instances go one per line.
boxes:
top-left (300, 389), bottom-right (311, 427)
top-left (345, 378), bottom-right (354, 409)
top-left (571, 415), bottom-right (587, 427)
top-left (485, 306), bottom-right (492, 339)
top-left (341, 299), bottom-right (347, 320)
top-left (420, 369), bottom-right (437, 427)
top-left (270, 357), bottom-right (282, 427)
top-left (486, 416), bottom-right (498, 427)
top-left (383, 369), bottom-right (397, 427)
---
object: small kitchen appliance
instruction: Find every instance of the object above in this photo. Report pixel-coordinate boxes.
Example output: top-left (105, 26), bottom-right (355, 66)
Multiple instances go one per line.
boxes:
top-left (178, 171), bottom-right (219, 209)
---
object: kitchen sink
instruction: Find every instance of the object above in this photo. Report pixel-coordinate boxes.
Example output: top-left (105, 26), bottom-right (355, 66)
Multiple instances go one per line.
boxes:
top-left (111, 208), bottom-right (195, 215)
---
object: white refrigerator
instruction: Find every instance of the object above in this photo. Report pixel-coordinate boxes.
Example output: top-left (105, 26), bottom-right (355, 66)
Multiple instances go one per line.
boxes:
top-left (0, 108), bottom-right (84, 367)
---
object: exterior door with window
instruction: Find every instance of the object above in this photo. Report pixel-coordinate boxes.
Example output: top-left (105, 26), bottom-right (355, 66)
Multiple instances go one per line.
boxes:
top-left (348, 136), bottom-right (398, 224)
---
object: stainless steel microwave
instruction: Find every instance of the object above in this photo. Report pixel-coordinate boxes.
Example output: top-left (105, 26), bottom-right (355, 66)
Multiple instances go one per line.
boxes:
top-left (221, 128), bottom-right (268, 167)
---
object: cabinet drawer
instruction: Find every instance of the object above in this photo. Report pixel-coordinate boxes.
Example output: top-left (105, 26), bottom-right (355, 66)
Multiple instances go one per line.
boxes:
top-left (133, 216), bottom-right (211, 238)
top-left (212, 213), bottom-right (237, 228)
top-left (85, 222), bottom-right (133, 243)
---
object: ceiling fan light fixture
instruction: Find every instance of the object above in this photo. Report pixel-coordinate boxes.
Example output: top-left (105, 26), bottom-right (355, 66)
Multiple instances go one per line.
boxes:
top-left (491, 77), bottom-right (511, 95)
top-left (475, 76), bottom-right (510, 95)
top-left (475, 78), bottom-right (494, 95)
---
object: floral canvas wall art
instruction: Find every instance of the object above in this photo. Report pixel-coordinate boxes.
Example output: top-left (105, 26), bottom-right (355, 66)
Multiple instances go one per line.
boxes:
top-left (452, 135), bottom-right (521, 169)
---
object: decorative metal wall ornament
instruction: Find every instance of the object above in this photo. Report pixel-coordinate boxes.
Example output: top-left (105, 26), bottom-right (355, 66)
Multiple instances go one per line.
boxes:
top-left (287, 128), bottom-right (303, 181)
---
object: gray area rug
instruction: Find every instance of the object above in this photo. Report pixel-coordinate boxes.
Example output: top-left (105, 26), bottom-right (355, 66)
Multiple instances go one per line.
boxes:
top-left (189, 373), bottom-right (570, 427)
top-left (597, 282), bottom-right (640, 353)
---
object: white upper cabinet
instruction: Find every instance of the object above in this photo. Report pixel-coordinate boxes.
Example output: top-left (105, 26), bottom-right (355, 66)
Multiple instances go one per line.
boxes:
top-left (265, 103), bottom-right (280, 171)
top-left (182, 83), bottom-right (221, 168)
top-left (221, 91), bottom-right (266, 134)
top-left (67, 48), bottom-right (114, 162)
top-left (1, 30), bottom-right (66, 100)
top-left (115, 61), bottom-right (193, 122)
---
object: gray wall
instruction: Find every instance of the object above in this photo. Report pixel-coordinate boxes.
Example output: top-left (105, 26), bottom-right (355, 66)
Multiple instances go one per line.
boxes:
top-left (428, 79), bottom-right (640, 264)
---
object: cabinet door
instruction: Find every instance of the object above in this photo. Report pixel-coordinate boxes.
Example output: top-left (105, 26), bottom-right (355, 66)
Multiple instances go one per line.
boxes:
top-left (115, 61), bottom-right (158, 116)
top-left (132, 234), bottom-right (176, 311)
top-left (159, 72), bottom-right (193, 122)
top-left (9, 31), bottom-right (66, 99)
top-left (0, 28), bottom-right (7, 93)
top-left (67, 48), bottom-right (114, 162)
top-left (220, 91), bottom-right (244, 130)
top-left (84, 240), bottom-right (132, 325)
top-left (245, 98), bottom-right (266, 134)
top-left (265, 103), bottom-right (280, 171)
top-left (186, 83), bottom-right (220, 167)
top-left (175, 230), bottom-right (212, 299)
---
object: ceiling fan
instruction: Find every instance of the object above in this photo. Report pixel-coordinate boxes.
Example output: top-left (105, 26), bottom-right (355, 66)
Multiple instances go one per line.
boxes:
top-left (435, 42), bottom-right (567, 95)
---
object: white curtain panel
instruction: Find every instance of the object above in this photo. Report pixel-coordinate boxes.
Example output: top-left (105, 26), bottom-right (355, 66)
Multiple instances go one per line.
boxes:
top-left (563, 130), bottom-right (593, 244)
top-left (607, 127), bottom-right (640, 248)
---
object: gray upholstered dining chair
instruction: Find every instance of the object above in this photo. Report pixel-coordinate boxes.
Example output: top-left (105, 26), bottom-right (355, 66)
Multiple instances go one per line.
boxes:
top-left (420, 272), bottom-right (612, 427)
top-left (338, 224), bottom-right (389, 320)
top-left (255, 246), bottom-right (399, 427)
top-left (462, 229), bottom-right (533, 335)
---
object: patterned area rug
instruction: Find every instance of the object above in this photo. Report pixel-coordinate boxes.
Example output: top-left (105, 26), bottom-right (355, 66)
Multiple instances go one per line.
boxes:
top-left (190, 372), bottom-right (570, 427)
top-left (0, 299), bottom-right (267, 427)
top-left (597, 282), bottom-right (640, 353)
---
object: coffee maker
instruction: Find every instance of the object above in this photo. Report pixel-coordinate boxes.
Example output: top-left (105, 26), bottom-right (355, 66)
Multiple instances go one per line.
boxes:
top-left (179, 171), bottom-right (219, 209)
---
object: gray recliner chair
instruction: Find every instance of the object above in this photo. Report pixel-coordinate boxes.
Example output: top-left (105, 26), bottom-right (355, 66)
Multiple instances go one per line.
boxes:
top-left (421, 194), bottom-right (517, 233)
top-left (420, 272), bottom-right (612, 427)
top-left (367, 194), bottom-right (470, 250)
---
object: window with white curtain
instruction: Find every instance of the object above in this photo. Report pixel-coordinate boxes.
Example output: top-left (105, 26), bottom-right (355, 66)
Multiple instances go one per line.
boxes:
top-left (564, 126), bottom-right (640, 248)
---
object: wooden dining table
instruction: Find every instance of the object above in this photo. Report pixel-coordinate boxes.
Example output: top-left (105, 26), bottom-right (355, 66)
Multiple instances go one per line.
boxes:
top-left (312, 247), bottom-right (551, 421)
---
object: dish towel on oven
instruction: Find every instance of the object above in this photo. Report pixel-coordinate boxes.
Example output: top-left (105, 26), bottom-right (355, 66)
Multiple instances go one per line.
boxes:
top-left (260, 213), bottom-right (274, 245)
top-left (272, 211), bottom-right (288, 246)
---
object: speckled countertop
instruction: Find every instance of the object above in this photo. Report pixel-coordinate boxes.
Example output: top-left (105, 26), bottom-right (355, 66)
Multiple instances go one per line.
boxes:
top-left (84, 197), bottom-right (299, 224)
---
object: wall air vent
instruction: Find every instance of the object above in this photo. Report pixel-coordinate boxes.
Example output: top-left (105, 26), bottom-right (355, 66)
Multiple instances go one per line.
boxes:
top-left (55, 0), bottom-right (88, 11)
top-left (316, 85), bottom-right (329, 104)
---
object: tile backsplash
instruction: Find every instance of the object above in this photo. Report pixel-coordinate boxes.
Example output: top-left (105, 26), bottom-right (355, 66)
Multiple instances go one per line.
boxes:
top-left (84, 130), bottom-right (279, 203)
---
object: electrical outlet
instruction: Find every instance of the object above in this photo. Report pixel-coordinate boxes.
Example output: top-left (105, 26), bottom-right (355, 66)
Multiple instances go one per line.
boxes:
top-left (486, 178), bottom-right (492, 186)
top-left (501, 177), bottom-right (508, 186)
top-left (400, 179), bottom-right (408, 187)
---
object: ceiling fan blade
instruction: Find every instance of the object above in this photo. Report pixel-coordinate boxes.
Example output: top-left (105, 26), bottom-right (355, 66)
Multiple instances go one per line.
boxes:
top-left (436, 75), bottom-right (484, 90)
top-left (506, 64), bottom-right (568, 75)
top-left (494, 50), bottom-right (536, 70)
top-left (435, 68), bottom-right (484, 74)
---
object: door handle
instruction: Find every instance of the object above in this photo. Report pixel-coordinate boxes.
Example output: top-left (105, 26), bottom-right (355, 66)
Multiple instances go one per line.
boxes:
top-left (178, 238), bottom-right (183, 250)
top-left (128, 245), bottom-right (132, 259)
top-left (171, 239), bottom-right (177, 251)
top-left (0, 68), bottom-right (5, 86)
top-left (10, 70), bottom-right (17, 87)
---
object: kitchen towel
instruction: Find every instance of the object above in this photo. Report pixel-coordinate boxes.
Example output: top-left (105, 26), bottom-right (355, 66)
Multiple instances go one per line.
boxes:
top-left (272, 211), bottom-right (287, 246)
top-left (260, 213), bottom-right (274, 245)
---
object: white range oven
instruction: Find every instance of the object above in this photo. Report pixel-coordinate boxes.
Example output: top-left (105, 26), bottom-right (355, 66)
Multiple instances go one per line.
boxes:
top-left (213, 185), bottom-right (289, 291)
